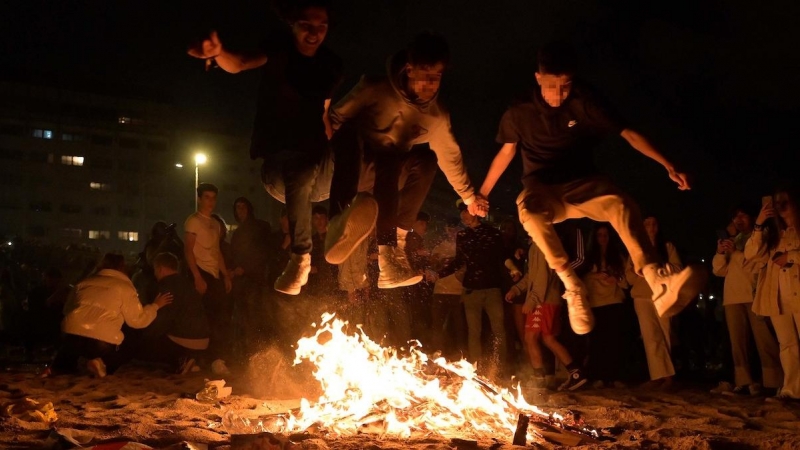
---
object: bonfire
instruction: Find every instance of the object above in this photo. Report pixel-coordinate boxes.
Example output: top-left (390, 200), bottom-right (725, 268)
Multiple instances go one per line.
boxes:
top-left (224, 313), bottom-right (603, 445)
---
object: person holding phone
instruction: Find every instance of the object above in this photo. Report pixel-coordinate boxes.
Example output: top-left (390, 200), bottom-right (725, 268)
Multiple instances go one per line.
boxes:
top-left (745, 184), bottom-right (800, 402)
top-left (711, 204), bottom-right (782, 396)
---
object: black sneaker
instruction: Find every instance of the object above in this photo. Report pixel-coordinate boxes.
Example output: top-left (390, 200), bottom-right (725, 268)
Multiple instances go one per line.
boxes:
top-left (558, 369), bottom-right (588, 391)
top-left (177, 357), bottom-right (196, 375)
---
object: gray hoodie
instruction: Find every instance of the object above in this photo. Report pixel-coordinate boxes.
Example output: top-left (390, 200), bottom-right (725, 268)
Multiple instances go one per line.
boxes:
top-left (329, 50), bottom-right (475, 203)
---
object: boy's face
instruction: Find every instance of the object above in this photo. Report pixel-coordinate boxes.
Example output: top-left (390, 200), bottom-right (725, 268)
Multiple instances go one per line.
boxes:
top-left (198, 191), bottom-right (217, 213)
top-left (312, 213), bottom-right (328, 232)
top-left (732, 211), bottom-right (752, 233)
top-left (235, 202), bottom-right (249, 222)
top-left (406, 62), bottom-right (444, 102)
top-left (292, 7), bottom-right (329, 56)
top-left (535, 72), bottom-right (572, 107)
top-left (413, 220), bottom-right (428, 236)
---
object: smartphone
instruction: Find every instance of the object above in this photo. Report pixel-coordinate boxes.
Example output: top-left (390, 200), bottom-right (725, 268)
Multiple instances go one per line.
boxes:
top-left (762, 195), bottom-right (773, 207)
top-left (716, 229), bottom-right (730, 241)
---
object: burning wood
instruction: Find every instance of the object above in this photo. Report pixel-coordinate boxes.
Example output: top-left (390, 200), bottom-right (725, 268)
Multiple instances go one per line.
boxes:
top-left (224, 313), bottom-right (610, 446)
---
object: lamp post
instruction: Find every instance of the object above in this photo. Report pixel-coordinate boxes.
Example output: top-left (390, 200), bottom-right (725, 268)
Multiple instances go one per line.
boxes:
top-left (194, 153), bottom-right (207, 210)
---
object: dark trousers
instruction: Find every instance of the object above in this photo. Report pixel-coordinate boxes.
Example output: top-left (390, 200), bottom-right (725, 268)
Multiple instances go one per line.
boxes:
top-left (232, 275), bottom-right (274, 359)
top-left (329, 138), bottom-right (438, 245)
top-left (587, 303), bottom-right (627, 382)
top-left (52, 334), bottom-right (129, 375)
top-left (197, 269), bottom-right (232, 361)
top-left (430, 293), bottom-right (468, 359)
top-left (134, 334), bottom-right (204, 372)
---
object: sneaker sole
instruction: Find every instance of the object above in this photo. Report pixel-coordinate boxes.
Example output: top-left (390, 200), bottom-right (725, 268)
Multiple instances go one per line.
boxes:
top-left (378, 274), bottom-right (423, 289)
top-left (568, 378), bottom-right (589, 391)
top-left (325, 195), bottom-right (378, 265)
top-left (654, 264), bottom-right (707, 317)
top-left (274, 284), bottom-right (301, 295)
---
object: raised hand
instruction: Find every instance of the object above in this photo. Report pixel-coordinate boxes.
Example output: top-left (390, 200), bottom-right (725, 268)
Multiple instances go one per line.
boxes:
top-left (154, 292), bottom-right (174, 309)
top-left (467, 193), bottom-right (490, 218)
top-left (668, 169), bottom-right (691, 191)
top-left (188, 30), bottom-right (222, 60)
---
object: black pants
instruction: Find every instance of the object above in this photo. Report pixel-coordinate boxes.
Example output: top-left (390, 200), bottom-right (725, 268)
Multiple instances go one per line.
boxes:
top-left (196, 269), bottom-right (232, 361)
top-left (587, 303), bottom-right (627, 382)
top-left (329, 138), bottom-right (438, 245)
top-left (134, 334), bottom-right (204, 372)
top-left (52, 334), bottom-right (130, 375)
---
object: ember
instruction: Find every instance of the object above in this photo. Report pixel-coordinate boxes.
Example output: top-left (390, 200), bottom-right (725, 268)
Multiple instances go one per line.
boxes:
top-left (225, 313), bottom-right (602, 445)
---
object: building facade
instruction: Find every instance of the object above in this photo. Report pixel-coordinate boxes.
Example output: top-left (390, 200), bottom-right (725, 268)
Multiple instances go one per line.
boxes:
top-left (0, 80), bottom-right (270, 256)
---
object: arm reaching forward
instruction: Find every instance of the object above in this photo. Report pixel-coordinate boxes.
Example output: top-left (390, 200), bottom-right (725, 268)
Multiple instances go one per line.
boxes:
top-left (188, 31), bottom-right (268, 73)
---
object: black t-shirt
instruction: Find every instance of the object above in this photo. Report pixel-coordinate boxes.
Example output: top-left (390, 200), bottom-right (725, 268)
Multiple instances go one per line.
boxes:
top-left (496, 83), bottom-right (624, 184)
top-left (250, 31), bottom-right (343, 160)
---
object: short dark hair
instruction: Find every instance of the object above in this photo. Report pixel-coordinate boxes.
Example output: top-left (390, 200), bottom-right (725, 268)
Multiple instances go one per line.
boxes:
top-left (197, 183), bottom-right (218, 198)
top-left (312, 205), bottom-right (328, 216)
top-left (274, 0), bottom-right (331, 23)
top-left (416, 211), bottom-right (430, 223)
top-left (730, 202), bottom-right (757, 220)
top-left (537, 41), bottom-right (577, 76)
top-left (407, 31), bottom-right (450, 69)
top-left (153, 252), bottom-right (179, 272)
top-left (98, 253), bottom-right (126, 272)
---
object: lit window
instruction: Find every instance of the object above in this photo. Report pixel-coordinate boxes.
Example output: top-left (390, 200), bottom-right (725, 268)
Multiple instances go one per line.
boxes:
top-left (117, 231), bottom-right (139, 242)
top-left (61, 155), bottom-right (84, 166)
top-left (89, 182), bottom-right (111, 191)
top-left (118, 117), bottom-right (131, 125)
top-left (32, 129), bottom-right (54, 139)
top-left (88, 230), bottom-right (110, 240)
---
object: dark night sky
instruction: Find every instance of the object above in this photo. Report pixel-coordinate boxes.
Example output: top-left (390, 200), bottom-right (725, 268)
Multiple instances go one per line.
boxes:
top-left (2, 0), bottom-right (799, 259)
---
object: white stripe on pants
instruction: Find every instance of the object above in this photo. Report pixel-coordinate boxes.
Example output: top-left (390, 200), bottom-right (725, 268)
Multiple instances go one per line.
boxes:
top-left (634, 296), bottom-right (675, 380)
top-left (770, 312), bottom-right (800, 398)
top-left (725, 303), bottom-right (783, 388)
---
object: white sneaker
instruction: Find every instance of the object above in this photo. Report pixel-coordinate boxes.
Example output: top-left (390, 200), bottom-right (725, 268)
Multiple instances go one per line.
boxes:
top-left (377, 245), bottom-right (422, 289)
top-left (710, 381), bottom-right (734, 394)
top-left (562, 284), bottom-right (594, 335)
top-left (211, 359), bottom-right (231, 375)
top-left (274, 253), bottom-right (311, 295)
top-left (325, 193), bottom-right (378, 265)
top-left (644, 263), bottom-right (706, 317)
top-left (87, 358), bottom-right (107, 378)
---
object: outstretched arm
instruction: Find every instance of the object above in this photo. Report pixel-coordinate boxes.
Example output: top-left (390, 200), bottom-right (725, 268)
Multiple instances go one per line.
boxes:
top-left (188, 31), bottom-right (268, 73)
top-left (621, 129), bottom-right (690, 190)
top-left (479, 142), bottom-right (517, 197)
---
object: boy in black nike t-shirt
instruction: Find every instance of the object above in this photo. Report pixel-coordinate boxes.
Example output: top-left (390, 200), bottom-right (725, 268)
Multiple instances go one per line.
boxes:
top-left (189, 1), bottom-right (341, 296)
top-left (479, 41), bottom-right (704, 335)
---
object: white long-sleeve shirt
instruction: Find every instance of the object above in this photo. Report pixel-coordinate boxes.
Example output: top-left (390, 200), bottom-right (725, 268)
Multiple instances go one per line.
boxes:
top-left (712, 234), bottom-right (759, 306)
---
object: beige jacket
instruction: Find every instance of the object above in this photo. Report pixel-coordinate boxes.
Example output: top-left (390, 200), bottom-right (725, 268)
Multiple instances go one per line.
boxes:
top-left (712, 236), bottom-right (759, 305)
top-left (62, 269), bottom-right (159, 345)
top-left (509, 243), bottom-right (562, 306)
top-left (584, 263), bottom-right (628, 308)
top-left (626, 242), bottom-right (682, 299)
top-left (744, 228), bottom-right (800, 316)
top-left (329, 51), bottom-right (475, 204)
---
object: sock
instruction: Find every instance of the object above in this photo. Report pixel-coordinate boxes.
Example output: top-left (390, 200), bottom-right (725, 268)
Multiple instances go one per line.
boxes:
top-left (396, 228), bottom-right (409, 249)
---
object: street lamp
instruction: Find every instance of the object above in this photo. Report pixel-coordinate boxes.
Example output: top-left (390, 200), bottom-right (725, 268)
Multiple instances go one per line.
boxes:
top-left (194, 153), bottom-right (207, 210)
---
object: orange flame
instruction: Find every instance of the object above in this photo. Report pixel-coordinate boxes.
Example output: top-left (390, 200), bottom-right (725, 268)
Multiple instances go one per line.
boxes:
top-left (253, 312), bottom-right (551, 441)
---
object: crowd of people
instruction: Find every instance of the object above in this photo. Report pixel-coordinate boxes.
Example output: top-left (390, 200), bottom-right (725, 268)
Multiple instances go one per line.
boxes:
top-left (1, 0), bottom-right (797, 405)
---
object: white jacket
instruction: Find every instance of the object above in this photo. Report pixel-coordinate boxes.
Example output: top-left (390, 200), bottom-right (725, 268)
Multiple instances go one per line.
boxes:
top-left (62, 269), bottom-right (159, 345)
top-left (745, 228), bottom-right (800, 316)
